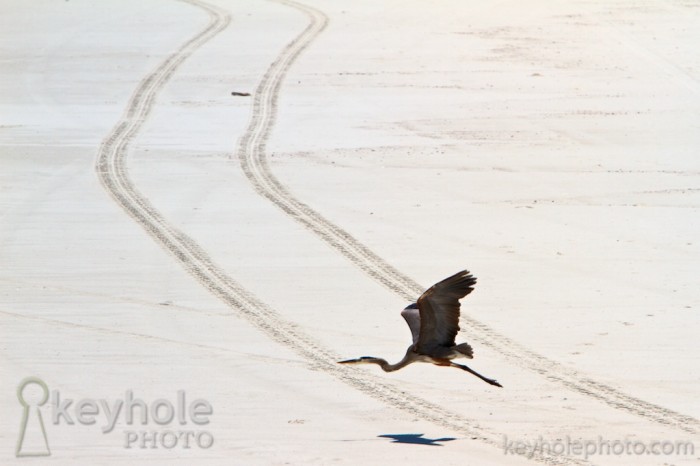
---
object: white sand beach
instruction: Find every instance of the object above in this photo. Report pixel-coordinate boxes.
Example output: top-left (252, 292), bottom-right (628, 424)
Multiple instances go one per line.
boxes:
top-left (1, 0), bottom-right (698, 464)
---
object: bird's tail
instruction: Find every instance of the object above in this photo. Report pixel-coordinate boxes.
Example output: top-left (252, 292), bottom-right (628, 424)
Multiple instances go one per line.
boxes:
top-left (454, 343), bottom-right (473, 359)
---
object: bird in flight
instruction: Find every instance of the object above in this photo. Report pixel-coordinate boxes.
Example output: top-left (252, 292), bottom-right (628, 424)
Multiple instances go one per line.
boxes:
top-left (338, 270), bottom-right (502, 387)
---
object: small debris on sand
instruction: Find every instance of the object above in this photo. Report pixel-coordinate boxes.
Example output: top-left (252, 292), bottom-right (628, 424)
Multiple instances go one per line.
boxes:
top-left (231, 91), bottom-right (251, 97)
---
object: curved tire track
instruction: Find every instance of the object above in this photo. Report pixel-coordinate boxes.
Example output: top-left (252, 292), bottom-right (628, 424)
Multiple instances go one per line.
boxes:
top-left (94, 1), bottom-right (575, 464)
top-left (237, 0), bottom-right (700, 435)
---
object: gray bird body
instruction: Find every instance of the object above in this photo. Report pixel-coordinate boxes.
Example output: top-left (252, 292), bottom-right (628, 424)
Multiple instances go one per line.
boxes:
top-left (339, 270), bottom-right (502, 387)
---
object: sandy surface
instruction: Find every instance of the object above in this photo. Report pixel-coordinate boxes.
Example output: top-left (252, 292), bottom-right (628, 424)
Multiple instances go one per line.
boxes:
top-left (1, 0), bottom-right (699, 464)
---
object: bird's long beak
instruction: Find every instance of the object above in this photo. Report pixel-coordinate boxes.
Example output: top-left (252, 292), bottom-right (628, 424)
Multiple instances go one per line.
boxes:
top-left (337, 358), bottom-right (361, 364)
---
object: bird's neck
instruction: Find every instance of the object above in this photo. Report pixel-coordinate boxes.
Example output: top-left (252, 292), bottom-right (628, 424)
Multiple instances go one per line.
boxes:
top-left (378, 359), bottom-right (400, 372)
top-left (372, 354), bottom-right (412, 372)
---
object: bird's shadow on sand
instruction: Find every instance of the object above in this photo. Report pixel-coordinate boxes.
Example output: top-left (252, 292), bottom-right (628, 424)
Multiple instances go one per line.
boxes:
top-left (378, 433), bottom-right (456, 446)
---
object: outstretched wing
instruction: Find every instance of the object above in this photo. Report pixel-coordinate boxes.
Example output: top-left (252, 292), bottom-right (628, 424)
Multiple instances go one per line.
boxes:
top-left (415, 270), bottom-right (476, 353)
top-left (400, 304), bottom-right (421, 345)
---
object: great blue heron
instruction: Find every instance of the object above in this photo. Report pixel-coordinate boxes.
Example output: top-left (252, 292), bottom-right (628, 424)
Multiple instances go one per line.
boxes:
top-left (338, 270), bottom-right (502, 387)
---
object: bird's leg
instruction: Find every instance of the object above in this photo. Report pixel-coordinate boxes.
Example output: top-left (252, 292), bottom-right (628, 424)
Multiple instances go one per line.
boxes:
top-left (450, 362), bottom-right (502, 388)
top-left (432, 358), bottom-right (452, 366)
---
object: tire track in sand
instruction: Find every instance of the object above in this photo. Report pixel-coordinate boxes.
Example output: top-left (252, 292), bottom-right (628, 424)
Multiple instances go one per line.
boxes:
top-left (94, 1), bottom-right (573, 464)
top-left (238, 0), bottom-right (700, 435)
